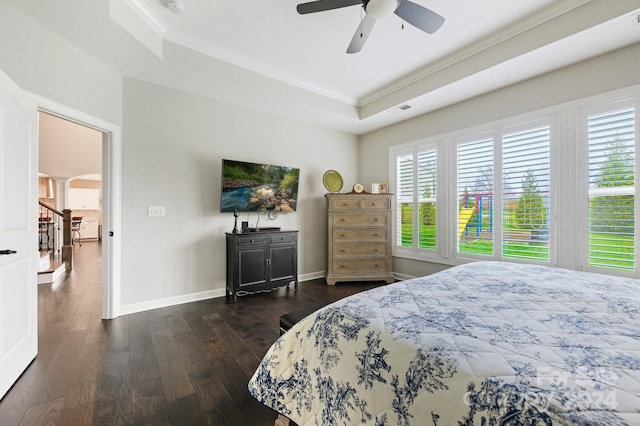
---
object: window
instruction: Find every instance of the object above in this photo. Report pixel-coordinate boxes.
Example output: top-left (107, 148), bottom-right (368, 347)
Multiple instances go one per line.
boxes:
top-left (396, 151), bottom-right (414, 247)
top-left (586, 106), bottom-right (635, 272)
top-left (418, 149), bottom-right (437, 249)
top-left (502, 126), bottom-right (550, 262)
top-left (457, 138), bottom-right (494, 256)
top-left (454, 124), bottom-right (551, 261)
top-left (395, 146), bottom-right (438, 253)
top-left (390, 88), bottom-right (640, 278)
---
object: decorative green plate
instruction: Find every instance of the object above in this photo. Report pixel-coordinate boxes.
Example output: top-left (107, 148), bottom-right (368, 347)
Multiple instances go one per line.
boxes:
top-left (323, 170), bottom-right (343, 193)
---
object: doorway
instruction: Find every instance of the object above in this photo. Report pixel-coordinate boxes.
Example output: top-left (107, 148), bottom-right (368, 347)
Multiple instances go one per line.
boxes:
top-left (36, 98), bottom-right (122, 320)
top-left (38, 111), bottom-right (103, 265)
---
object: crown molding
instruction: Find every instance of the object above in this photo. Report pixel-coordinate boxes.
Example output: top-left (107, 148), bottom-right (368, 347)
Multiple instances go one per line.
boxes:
top-left (163, 28), bottom-right (358, 105)
top-left (118, 0), bottom-right (357, 106)
top-left (358, 0), bottom-right (592, 107)
top-left (120, 0), bottom-right (168, 37)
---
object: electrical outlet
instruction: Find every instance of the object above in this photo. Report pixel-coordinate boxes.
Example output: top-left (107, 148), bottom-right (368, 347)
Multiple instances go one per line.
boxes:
top-left (147, 206), bottom-right (166, 217)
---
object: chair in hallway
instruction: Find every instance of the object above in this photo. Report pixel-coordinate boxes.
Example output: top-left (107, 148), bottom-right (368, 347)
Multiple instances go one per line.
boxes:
top-left (71, 216), bottom-right (83, 247)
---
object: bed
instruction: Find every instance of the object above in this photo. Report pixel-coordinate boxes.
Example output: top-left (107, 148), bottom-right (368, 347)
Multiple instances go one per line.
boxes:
top-left (248, 261), bottom-right (640, 425)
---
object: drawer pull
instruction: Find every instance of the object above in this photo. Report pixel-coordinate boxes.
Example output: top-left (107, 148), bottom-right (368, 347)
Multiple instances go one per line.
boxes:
top-left (250, 239), bottom-right (255, 243)
top-left (340, 234), bottom-right (346, 237)
top-left (375, 234), bottom-right (380, 237)
top-left (340, 218), bottom-right (345, 222)
top-left (374, 218), bottom-right (379, 221)
top-left (340, 249), bottom-right (346, 253)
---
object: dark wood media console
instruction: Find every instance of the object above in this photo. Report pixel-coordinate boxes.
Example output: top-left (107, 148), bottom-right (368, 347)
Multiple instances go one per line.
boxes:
top-left (225, 230), bottom-right (298, 303)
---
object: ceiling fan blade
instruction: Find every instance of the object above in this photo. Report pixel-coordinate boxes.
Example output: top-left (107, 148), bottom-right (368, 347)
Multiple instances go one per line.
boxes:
top-left (297, 0), bottom-right (362, 14)
top-left (394, 0), bottom-right (444, 34)
top-left (347, 14), bottom-right (376, 54)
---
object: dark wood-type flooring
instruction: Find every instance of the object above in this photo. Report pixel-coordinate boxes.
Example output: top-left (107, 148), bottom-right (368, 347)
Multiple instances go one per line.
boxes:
top-left (0, 242), bottom-right (386, 425)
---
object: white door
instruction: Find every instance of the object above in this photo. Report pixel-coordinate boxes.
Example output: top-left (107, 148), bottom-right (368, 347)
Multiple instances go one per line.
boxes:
top-left (0, 69), bottom-right (38, 399)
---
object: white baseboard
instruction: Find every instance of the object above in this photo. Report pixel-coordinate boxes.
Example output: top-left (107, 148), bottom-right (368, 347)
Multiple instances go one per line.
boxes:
top-left (300, 270), bottom-right (409, 283)
top-left (393, 272), bottom-right (414, 281)
top-left (298, 271), bottom-right (325, 281)
top-left (121, 287), bottom-right (227, 316)
top-left (119, 270), bottom-right (391, 316)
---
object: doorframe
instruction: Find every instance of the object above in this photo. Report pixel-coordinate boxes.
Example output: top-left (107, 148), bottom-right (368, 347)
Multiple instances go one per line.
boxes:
top-left (31, 93), bottom-right (122, 319)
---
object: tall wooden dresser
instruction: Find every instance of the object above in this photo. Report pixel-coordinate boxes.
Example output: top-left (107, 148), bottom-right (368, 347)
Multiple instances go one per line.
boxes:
top-left (325, 193), bottom-right (394, 285)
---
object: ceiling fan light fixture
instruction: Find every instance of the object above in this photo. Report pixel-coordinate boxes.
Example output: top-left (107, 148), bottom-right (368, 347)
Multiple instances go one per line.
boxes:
top-left (365, 0), bottom-right (399, 20)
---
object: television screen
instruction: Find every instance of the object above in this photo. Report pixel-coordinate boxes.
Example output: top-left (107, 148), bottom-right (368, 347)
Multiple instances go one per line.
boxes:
top-left (220, 159), bottom-right (300, 213)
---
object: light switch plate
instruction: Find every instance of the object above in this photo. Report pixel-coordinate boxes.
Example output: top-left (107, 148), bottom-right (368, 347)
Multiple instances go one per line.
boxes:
top-left (147, 206), bottom-right (166, 217)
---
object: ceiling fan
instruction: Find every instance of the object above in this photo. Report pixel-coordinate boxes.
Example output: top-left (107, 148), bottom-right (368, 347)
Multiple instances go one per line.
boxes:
top-left (296, 0), bottom-right (445, 54)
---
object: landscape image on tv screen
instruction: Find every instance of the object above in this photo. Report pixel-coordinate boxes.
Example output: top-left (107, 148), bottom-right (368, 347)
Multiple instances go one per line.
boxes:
top-left (221, 159), bottom-right (300, 213)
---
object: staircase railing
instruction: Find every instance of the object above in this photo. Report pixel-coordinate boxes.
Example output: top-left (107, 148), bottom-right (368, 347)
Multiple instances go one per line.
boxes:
top-left (38, 202), bottom-right (74, 271)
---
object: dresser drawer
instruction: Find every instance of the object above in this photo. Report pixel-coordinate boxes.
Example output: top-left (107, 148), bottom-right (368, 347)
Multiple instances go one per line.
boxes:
top-left (331, 259), bottom-right (389, 274)
top-left (237, 235), bottom-right (268, 245)
top-left (333, 228), bottom-right (388, 242)
top-left (361, 198), bottom-right (390, 209)
top-left (269, 233), bottom-right (297, 244)
top-left (332, 213), bottom-right (387, 227)
top-left (333, 243), bottom-right (387, 257)
top-left (329, 198), bottom-right (361, 210)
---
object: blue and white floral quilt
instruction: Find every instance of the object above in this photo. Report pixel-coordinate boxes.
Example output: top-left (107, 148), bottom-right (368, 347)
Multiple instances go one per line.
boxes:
top-left (248, 261), bottom-right (640, 425)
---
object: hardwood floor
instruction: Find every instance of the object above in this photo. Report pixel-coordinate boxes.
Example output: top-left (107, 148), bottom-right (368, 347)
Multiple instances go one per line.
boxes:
top-left (0, 242), bottom-right (386, 425)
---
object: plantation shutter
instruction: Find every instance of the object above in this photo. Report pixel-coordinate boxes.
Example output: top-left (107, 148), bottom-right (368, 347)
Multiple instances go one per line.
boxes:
top-left (502, 126), bottom-right (550, 261)
top-left (457, 138), bottom-right (494, 256)
top-left (417, 149), bottom-right (437, 250)
top-left (587, 108), bottom-right (635, 271)
top-left (396, 152), bottom-right (414, 247)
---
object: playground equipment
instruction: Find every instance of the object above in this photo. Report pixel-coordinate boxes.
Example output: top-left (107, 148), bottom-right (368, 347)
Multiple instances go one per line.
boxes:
top-left (458, 208), bottom-right (475, 237)
top-left (459, 193), bottom-right (494, 237)
top-left (459, 191), bottom-right (550, 239)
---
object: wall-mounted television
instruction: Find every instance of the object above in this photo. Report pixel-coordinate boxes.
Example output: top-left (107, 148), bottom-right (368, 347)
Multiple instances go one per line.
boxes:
top-left (220, 159), bottom-right (300, 213)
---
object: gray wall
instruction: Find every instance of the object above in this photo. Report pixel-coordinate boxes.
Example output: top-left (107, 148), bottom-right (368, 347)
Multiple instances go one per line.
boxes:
top-left (121, 78), bottom-right (358, 310)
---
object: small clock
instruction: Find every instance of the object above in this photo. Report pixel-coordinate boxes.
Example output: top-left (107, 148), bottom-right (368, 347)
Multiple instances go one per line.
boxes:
top-left (353, 183), bottom-right (364, 193)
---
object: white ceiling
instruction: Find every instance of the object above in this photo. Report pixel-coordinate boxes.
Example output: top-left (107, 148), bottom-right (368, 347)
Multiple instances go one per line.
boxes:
top-left (5, 0), bottom-right (640, 134)
top-left (134, 0), bottom-right (558, 102)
